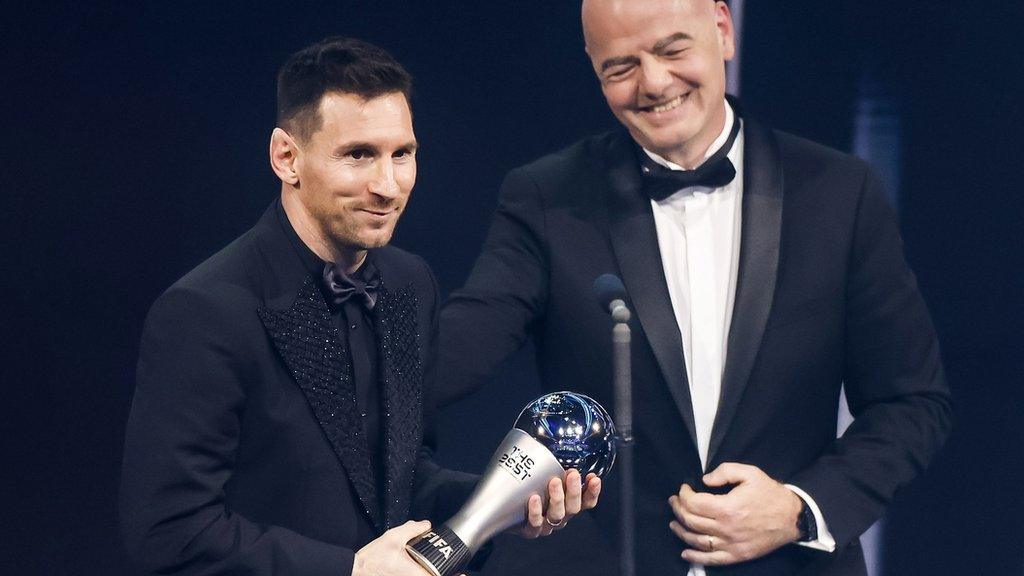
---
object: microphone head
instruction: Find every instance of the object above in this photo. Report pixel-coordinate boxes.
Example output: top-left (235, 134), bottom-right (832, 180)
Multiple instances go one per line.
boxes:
top-left (593, 273), bottom-right (627, 314)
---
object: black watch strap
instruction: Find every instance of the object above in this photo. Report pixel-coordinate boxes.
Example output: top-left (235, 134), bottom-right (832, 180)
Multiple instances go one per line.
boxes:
top-left (796, 499), bottom-right (818, 542)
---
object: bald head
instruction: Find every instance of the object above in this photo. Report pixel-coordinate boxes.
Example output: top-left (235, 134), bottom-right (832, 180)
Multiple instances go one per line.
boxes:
top-left (582, 0), bottom-right (716, 51)
top-left (580, 0), bottom-right (734, 168)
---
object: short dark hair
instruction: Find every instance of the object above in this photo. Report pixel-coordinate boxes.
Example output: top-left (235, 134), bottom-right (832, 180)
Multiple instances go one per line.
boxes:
top-left (276, 36), bottom-right (413, 141)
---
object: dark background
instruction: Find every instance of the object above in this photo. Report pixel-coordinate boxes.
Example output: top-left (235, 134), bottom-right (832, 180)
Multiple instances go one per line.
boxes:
top-left (3, 1), bottom-right (1021, 574)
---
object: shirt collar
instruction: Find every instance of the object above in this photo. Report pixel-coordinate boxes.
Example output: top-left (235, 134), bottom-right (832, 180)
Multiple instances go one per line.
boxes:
top-left (275, 197), bottom-right (328, 278)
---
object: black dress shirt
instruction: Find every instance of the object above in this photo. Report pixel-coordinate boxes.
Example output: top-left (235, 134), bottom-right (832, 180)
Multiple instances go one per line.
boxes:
top-left (277, 201), bottom-right (385, 547)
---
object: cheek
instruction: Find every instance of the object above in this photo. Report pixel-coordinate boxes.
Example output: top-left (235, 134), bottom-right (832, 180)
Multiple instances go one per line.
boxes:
top-left (683, 56), bottom-right (719, 89)
top-left (396, 164), bottom-right (416, 197)
top-left (323, 172), bottom-right (365, 200)
top-left (602, 83), bottom-right (634, 113)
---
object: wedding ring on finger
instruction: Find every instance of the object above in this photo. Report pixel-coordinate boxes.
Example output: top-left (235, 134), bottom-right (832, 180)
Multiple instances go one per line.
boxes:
top-left (544, 516), bottom-right (565, 529)
top-left (707, 535), bottom-right (715, 552)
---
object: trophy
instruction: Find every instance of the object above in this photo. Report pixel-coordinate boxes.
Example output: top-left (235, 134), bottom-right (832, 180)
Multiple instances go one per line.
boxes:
top-left (406, 391), bottom-right (617, 576)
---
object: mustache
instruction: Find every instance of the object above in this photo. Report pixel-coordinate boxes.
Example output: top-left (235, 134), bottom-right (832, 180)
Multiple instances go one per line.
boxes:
top-left (357, 202), bottom-right (400, 214)
top-left (360, 198), bottom-right (400, 210)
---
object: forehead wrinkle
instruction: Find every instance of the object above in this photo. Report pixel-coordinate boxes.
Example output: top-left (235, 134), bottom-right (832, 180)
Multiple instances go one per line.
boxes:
top-left (601, 31), bottom-right (695, 71)
top-left (319, 93), bottom-right (411, 126)
top-left (584, 0), bottom-right (702, 55)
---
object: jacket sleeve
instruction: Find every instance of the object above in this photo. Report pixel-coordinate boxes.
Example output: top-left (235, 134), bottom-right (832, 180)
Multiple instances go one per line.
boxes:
top-left (789, 167), bottom-right (952, 548)
top-left (438, 168), bottom-right (550, 406)
top-left (119, 286), bottom-right (355, 576)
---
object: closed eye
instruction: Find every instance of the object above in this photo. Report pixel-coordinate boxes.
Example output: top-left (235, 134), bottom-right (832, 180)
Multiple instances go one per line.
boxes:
top-left (604, 64), bottom-right (636, 81)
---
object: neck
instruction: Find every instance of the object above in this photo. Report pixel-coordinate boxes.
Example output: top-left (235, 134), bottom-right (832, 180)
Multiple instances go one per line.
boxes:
top-left (281, 188), bottom-right (366, 273)
top-left (663, 101), bottom-right (729, 169)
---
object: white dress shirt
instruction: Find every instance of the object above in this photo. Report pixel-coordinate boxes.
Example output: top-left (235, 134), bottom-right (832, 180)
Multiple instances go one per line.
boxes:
top-left (645, 101), bottom-right (836, 575)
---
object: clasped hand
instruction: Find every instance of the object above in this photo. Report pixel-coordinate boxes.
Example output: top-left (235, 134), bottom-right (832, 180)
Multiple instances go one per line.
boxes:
top-left (668, 462), bottom-right (802, 566)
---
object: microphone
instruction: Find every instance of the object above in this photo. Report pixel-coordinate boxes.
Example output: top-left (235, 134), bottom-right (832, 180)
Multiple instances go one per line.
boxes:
top-left (592, 273), bottom-right (635, 576)
top-left (593, 273), bottom-right (630, 323)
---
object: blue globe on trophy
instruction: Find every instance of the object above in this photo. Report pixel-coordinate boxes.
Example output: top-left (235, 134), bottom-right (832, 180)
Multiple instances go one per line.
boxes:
top-left (514, 391), bottom-right (617, 480)
top-left (407, 391), bottom-right (617, 576)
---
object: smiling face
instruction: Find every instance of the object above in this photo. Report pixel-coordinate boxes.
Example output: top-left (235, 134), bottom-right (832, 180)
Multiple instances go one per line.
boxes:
top-left (274, 91), bottom-right (417, 267)
top-left (583, 0), bottom-right (734, 167)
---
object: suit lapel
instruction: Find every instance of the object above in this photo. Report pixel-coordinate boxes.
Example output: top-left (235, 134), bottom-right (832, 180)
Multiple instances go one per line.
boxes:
top-left (258, 278), bottom-right (384, 531)
top-left (372, 276), bottom-right (423, 530)
top-left (603, 133), bottom-right (699, 451)
top-left (707, 117), bottom-right (784, 464)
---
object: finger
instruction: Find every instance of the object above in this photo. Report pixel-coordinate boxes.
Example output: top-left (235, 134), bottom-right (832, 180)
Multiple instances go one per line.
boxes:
top-left (546, 476), bottom-right (567, 524)
top-left (519, 494), bottom-right (544, 539)
top-left (528, 493), bottom-right (544, 527)
top-left (679, 483), bottom-right (725, 517)
top-left (564, 469), bottom-right (583, 515)
top-left (681, 548), bottom-right (736, 566)
top-left (394, 519), bottom-right (432, 541)
top-left (668, 495), bottom-right (717, 534)
top-left (582, 474), bottom-right (601, 510)
top-left (669, 519), bottom-right (688, 542)
top-left (669, 521), bottom-right (718, 551)
top-left (703, 462), bottom-right (756, 487)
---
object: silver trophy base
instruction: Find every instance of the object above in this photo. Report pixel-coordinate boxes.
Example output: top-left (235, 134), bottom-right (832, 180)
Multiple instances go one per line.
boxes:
top-left (406, 524), bottom-right (471, 576)
top-left (407, 428), bottom-right (566, 576)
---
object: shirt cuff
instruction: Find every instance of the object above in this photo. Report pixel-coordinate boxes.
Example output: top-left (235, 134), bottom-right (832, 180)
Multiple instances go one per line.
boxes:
top-left (784, 484), bottom-right (837, 553)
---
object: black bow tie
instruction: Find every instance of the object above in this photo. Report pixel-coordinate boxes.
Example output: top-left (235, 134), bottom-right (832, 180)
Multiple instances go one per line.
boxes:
top-left (638, 117), bottom-right (741, 201)
top-left (320, 259), bottom-right (381, 311)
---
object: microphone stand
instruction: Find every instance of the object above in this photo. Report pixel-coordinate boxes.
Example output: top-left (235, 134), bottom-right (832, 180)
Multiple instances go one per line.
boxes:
top-left (610, 300), bottom-right (634, 576)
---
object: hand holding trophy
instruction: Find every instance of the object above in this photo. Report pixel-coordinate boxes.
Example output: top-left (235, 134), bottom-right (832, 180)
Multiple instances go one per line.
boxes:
top-left (406, 391), bottom-right (617, 576)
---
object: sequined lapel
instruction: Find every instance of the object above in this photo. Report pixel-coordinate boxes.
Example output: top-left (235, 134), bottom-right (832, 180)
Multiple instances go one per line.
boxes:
top-left (372, 279), bottom-right (424, 530)
top-left (257, 278), bottom-right (383, 530)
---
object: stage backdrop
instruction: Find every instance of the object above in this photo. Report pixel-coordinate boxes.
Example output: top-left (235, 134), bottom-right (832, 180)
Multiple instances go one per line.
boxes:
top-left (2, 1), bottom-right (1021, 574)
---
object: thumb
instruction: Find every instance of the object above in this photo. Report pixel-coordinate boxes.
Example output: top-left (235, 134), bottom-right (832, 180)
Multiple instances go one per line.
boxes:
top-left (393, 519), bottom-right (432, 541)
top-left (703, 462), bottom-right (751, 487)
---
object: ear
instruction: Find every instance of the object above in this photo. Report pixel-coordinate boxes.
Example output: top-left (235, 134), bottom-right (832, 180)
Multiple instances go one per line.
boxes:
top-left (269, 127), bottom-right (301, 186)
top-left (714, 1), bottom-right (736, 61)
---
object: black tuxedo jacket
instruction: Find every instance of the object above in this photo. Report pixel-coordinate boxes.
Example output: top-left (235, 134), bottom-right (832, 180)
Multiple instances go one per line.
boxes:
top-left (440, 116), bottom-right (951, 575)
top-left (121, 202), bottom-right (473, 575)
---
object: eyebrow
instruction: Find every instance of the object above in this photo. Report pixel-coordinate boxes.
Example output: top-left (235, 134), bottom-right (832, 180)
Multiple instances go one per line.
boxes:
top-left (334, 140), bottom-right (419, 155)
top-left (599, 32), bottom-right (694, 73)
top-left (652, 32), bottom-right (693, 53)
top-left (600, 55), bottom-right (640, 73)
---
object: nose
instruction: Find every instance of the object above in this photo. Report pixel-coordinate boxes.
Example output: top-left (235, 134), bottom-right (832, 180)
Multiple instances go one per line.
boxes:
top-left (637, 53), bottom-right (673, 99)
top-left (368, 158), bottom-right (400, 199)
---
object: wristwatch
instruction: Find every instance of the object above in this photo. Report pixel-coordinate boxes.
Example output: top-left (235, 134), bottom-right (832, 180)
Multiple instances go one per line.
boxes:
top-left (796, 499), bottom-right (818, 542)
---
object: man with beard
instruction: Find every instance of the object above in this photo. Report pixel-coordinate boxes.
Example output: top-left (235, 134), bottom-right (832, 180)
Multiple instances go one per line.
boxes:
top-left (120, 36), bottom-right (600, 576)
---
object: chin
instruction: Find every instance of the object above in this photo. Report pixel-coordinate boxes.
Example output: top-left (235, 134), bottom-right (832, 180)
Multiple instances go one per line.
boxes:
top-left (328, 227), bottom-right (394, 253)
top-left (355, 231), bottom-right (394, 250)
top-left (644, 129), bottom-right (701, 156)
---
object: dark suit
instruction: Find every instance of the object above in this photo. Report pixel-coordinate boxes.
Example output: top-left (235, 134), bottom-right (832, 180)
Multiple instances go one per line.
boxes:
top-left (440, 115), bottom-right (951, 575)
top-left (121, 201), bottom-right (473, 575)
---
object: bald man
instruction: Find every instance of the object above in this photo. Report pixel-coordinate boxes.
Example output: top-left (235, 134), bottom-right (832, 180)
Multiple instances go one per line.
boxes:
top-left (440, 1), bottom-right (950, 575)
